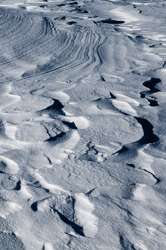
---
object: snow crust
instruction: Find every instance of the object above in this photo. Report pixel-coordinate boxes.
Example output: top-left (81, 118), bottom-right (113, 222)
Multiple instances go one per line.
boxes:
top-left (0, 0), bottom-right (165, 249)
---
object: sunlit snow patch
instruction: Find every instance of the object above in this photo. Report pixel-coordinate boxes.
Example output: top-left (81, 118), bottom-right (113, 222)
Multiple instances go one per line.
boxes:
top-left (4, 123), bottom-right (17, 140)
top-left (115, 94), bottom-right (139, 107)
top-left (137, 147), bottom-right (154, 174)
top-left (34, 171), bottom-right (68, 195)
top-left (0, 201), bottom-right (22, 219)
top-left (62, 116), bottom-right (89, 129)
top-left (132, 184), bottom-right (146, 201)
top-left (62, 130), bottom-right (80, 149)
top-left (110, 7), bottom-right (139, 23)
top-left (44, 91), bottom-right (70, 103)
top-left (74, 193), bottom-right (98, 238)
top-left (43, 242), bottom-right (54, 250)
top-left (134, 242), bottom-right (148, 250)
top-left (0, 156), bottom-right (19, 174)
top-left (112, 100), bottom-right (137, 116)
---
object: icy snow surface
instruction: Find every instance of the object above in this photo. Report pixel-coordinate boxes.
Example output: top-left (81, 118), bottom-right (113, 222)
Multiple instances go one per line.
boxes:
top-left (0, 0), bottom-right (166, 249)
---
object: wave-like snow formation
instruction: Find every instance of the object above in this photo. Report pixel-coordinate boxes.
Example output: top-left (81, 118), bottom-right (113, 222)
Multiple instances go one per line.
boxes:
top-left (0, 0), bottom-right (165, 249)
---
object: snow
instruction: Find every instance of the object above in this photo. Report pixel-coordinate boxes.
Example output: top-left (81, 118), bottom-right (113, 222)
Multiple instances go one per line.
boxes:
top-left (0, 0), bottom-right (165, 249)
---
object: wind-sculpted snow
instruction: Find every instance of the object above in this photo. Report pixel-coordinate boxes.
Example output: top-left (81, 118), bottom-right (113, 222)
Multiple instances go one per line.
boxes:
top-left (0, 0), bottom-right (166, 249)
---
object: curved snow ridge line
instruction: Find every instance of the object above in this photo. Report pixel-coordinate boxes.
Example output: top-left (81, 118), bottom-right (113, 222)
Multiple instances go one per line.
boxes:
top-left (61, 116), bottom-right (89, 129)
top-left (62, 130), bottom-right (80, 149)
top-left (114, 116), bottom-right (159, 156)
top-left (110, 92), bottom-right (159, 182)
top-left (0, 10), bottom-right (32, 40)
top-left (127, 149), bottom-right (160, 184)
top-left (45, 130), bottom-right (80, 164)
top-left (0, 3), bottom-right (148, 80)
top-left (35, 91), bottom-right (88, 158)
top-left (35, 91), bottom-right (90, 161)
top-left (110, 92), bottom-right (159, 146)
top-left (115, 93), bottom-right (139, 107)
top-left (31, 190), bottom-right (98, 238)
top-left (81, 101), bottom-right (122, 116)
top-left (140, 77), bottom-right (161, 106)
top-left (17, 181), bottom-right (32, 199)
top-left (0, 155), bottom-right (19, 174)
top-left (137, 146), bottom-right (154, 174)
top-left (31, 172), bottom-right (98, 237)
top-left (112, 99), bottom-right (137, 116)
top-left (74, 193), bottom-right (98, 237)
top-left (30, 87), bottom-right (71, 111)
top-left (97, 35), bottom-right (131, 74)
top-left (2, 92), bottom-right (82, 164)
top-left (111, 92), bottom-right (159, 181)
top-left (0, 9), bottom-right (108, 80)
top-left (42, 91), bottom-right (70, 103)
top-left (0, 13), bottom-right (62, 80)
top-left (134, 117), bottom-right (159, 145)
top-left (30, 84), bottom-right (76, 102)
top-left (33, 171), bottom-right (68, 195)
top-left (30, 170), bottom-right (98, 238)
top-left (111, 93), bottom-right (138, 116)
top-left (45, 130), bottom-right (80, 148)
top-left (21, 27), bottom-right (105, 78)
top-left (4, 179), bottom-right (32, 198)
top-left (0, 11), bottom-right (39, 56)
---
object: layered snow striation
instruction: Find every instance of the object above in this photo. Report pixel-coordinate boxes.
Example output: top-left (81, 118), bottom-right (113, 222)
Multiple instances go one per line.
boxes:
top-left (0, 0), bottom-right (165, 250)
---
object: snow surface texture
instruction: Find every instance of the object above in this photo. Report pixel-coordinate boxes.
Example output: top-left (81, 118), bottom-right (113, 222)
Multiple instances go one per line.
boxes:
top-left (0, 0), bottom-right (165, 249)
